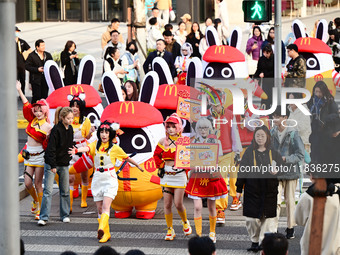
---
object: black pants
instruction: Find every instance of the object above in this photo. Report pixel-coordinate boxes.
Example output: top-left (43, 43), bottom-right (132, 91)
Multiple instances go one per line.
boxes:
top-left (31, 81), bottom-right (49, 104)
top-left (17, 70), bottom-right (26, 95)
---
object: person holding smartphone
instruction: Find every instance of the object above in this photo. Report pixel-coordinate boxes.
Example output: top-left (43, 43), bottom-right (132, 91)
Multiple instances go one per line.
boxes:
top-left (61, 40), bottom-right (80, 86)
top-left (246, 26), bottom-right (263, 76)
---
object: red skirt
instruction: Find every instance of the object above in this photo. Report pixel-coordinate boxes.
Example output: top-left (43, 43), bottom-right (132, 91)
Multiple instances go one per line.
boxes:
top-left (185, 173), bottom-right (228, 199)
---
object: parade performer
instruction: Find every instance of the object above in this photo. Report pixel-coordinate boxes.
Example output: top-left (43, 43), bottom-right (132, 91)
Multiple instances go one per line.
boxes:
top-left (68, 93), bottom-right (95, 211)
top-left (207, 89), bottom-right (242, 224)
top-left (69, 120), bottom-right (143, 243)
top-left (154, 113), bottom-right (192, 241)
top-left (17, 80), bottom-right (52, 220)
top-left (186, 117), bottom-right (228, 243)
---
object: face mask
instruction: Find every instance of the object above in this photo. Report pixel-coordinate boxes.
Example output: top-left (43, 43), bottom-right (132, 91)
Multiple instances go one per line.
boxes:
top-left (129, 48), bottom-right (136, 55)
top-left (15, 32), bottom-right (19, 37)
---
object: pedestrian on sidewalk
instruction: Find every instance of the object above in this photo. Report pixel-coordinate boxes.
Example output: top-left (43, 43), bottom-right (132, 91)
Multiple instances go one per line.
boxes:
top-left (155, 0), bottom-right (172, 25)
top-left (60, 40), bottom-right (79, 86)
top-left (17, 81), bottom-right (52, 221)
top-left (69, 121), bottom-right (143, 243)
top-left (25, 39), bottom-right (52, 103)
top-left (283, 44), bottom-right (306, 88)
top-left (68, 94), bottom-right (95, 212)
top-left (185, 117), bottom-right (227, 243)
top-left (16, 26), bottom-right (32, 95)
top-left (271, 106), bottom-right (305, 240)
top-left (38, 107), bottom-right (74, 226)
top-left (154, 113), bottom-right (192, 241)
top-left (236, 126), bottom-right (283, 252)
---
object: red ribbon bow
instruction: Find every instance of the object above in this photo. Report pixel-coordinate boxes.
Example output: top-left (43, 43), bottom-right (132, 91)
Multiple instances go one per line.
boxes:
top-left (100, 124), bottom-right (110, 129)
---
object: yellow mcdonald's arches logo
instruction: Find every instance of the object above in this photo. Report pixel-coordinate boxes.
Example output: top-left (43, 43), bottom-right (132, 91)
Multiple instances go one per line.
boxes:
top-left (70, 85), bottom-right (84, 95)
top-left (164, 85), bottom-right (177, 96)
top-left (119, 102), bottom-right (135, 114)
top-left (145, 160), bottom-right (156, 170)
top-left (300, 38), bottom-right (311, 45)
top-left (214, 46), bottom-right (225, 55)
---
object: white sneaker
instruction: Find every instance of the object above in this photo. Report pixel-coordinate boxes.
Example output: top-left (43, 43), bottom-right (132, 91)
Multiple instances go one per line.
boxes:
top-left (209, 232), bottom-right (216, 243)
top-left (37, 220), bottom-right (46, 226)
top-left (62, 217), bottom-right (70, 223)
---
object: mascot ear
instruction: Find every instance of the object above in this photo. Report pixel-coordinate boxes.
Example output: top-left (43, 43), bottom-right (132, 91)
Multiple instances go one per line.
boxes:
top-left (186, 57), bottom-right (203, 87)
top-left (44, 60), bottom-right (64, 92)
top-left (228, 27), bottom-right (242, 50)
top-left (139, 71), bottom-right (159, 106)
top-left (206, 26), bottom-right (221, 47)
top-left (292, 19), bottom-right (306, 39)
top-left (152, 57), bottom-right (174, 85)
top-left (77, 55), bottom-right (96, 86)
top-left (316, 19), bottom-right (328, 43)
top-left (102, 71), bottom-right (124, 104)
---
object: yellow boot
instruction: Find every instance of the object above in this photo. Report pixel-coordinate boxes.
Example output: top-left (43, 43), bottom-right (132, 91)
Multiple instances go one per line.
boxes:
top-left (99, 213), bottom-right (111, 243)
top-left (81, 185), bottom-right (88, 208)
top-left (70, 189), bottom-right (73, 213)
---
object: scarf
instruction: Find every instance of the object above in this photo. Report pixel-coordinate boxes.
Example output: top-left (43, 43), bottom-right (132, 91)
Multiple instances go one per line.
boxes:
top-left (310, 95), bottom-right (325, 116)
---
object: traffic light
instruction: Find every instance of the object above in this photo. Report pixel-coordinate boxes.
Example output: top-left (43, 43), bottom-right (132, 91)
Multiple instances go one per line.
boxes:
top-left (242, 0), bottom-right (272, 23)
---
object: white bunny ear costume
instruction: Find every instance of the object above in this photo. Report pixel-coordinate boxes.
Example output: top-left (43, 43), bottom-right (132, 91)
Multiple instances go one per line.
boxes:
top-left (292, 19), bottom-right (307, 39)
top-left (316, 19), bottom-right (328, 43)
top-left (152, 57), bottom-right (174, 85)
top-left (228, 27), bottom-right (242, 50)
top-left (186, 57), bottom-right (203, 87)
top-left (77, 55), bottom-right (96, 86)
top-left (102, 71), bottom-right (125, 105)
top-left (44, 60), bottom-right (65, 92)
top-left (205, 26), bottom-right (221, 47)
top-left (138, 71), bottom-right (159, 106)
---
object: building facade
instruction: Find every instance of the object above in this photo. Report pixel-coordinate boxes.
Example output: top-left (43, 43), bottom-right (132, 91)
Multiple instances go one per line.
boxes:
top-left (16, 0), bottom-right (214, 23)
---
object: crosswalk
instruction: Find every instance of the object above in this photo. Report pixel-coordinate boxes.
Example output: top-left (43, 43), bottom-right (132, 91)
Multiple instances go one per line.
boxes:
top-left (21, 216), bottom-right (298, 255)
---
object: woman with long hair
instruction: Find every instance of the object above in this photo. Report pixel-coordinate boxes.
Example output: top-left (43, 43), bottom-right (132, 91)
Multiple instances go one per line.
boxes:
top-left (61, 40), bottom-right (79, 85)
top-left (69, 121), bottom-right (142, 243)
top-left (186, 22), bottom-right (204, 59)
top-left (38, 107), bottom-right (74, 226)
top-left (236, 125), bottom-right (283, 252)
top-left (17, 81), bottom-right (52, 220)
top-left (68, 94), bottom-right (95, 211)
top-left (246, 26), bottom-right (263, 76)
top-left (174, 21), bottom-right (188, 46)
top-left (307, 81), bottom-right (340, 163)
top-left (154, 113), bottom-right (192, 241)
top-left (124, 80), bottom-right (139, 101)
top-left (261, 27), bottom-right (286, 65)
top-left (103, 47), bottom-right (127, 83)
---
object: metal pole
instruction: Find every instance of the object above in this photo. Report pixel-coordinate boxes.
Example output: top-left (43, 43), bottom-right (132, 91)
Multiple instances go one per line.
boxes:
top-left (274, 0), bottom-right (282, 105)
top-left (0, 0), bottom-right (20, 254)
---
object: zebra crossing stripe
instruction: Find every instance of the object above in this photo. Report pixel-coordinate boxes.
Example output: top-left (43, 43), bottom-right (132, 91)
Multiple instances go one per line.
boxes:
top-left (24, 244), bottom-right (250, 255)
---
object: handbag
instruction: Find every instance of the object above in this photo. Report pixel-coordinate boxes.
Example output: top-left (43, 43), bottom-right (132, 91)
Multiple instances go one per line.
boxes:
top-left (169, 9), bottom-right (176, 22)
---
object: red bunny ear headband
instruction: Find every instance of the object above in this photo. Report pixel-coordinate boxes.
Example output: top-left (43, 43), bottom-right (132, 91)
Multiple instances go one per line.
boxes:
top-left (67, 92), bottom-right (86, 102)
top-left (97, 121), bottom-right (124, 136)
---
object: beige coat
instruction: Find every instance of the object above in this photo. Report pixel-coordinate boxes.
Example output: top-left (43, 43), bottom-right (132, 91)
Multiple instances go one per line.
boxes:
top-left (101, 25), bottom-right (124, 49)
top-left (295, 191), bottom-right (340, 255)
top-left (157, 0), bottom-right (171, 10)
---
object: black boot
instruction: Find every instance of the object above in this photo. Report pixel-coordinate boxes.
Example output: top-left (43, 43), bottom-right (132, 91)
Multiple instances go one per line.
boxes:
top-left (247, 242), bottom-right (260, 252)
top-left (286, 227), bottom-right (295, 239)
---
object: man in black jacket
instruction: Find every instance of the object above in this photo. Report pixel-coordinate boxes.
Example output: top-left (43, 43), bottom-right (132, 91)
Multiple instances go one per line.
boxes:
top-left (16, 26), bottom-right (32, 95)
top-left (143, 39), bottom-right (176, 78)
top-left (25, 39), bottom-right (52, 103)
top-left (163, 30), bottom-right (181, 61)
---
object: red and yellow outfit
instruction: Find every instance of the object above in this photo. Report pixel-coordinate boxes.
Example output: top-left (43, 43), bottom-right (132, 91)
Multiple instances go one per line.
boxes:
top-left (68, 116), bottom-right (92, 209)
top-left (154, 136), bottom-right (187, 189)
top-left (23, 102), bottom-right (48, 167)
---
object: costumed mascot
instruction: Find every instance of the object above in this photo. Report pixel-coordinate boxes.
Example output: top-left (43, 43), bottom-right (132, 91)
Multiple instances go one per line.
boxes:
top-left (100, 71), bottom-right (164, 219)
top-left (290, 19), bottom-right (340, 96)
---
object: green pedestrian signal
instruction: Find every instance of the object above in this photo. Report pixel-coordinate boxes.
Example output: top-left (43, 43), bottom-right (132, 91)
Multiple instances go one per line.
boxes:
top-left (242, 0), bottom-right (272, 23)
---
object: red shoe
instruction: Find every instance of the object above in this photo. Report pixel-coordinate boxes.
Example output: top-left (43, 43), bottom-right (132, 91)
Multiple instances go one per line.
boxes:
top-left (136, 211), bottom-right (155, 219)
top-left (114, 211), bottom-right (132, 218)
top-left (87, 189), bottom-right (93, 197)
top-left (230, 197), bottom-right (242, 211)
top-left (73, 188), bottom-right (79, 198)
